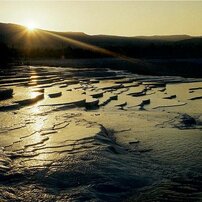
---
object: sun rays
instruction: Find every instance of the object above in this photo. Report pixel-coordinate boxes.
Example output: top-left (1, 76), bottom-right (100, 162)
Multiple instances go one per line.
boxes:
top-left (24, 21), bottom-right (37, 32)
top-left (13, 22), bottom-right (147, 67)
top-left (40, 29), bottom-right (145, 65)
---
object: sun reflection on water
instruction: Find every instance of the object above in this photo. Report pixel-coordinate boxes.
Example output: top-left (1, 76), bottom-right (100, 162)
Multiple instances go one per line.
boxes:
top-left (29, 104), bottom-right (41, 114)
top-left (29, 91), bottom-right (40, 98)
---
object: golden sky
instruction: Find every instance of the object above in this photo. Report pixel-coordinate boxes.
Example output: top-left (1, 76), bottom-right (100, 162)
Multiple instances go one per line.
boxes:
top-left (0, 1), bottom-right (202, 36)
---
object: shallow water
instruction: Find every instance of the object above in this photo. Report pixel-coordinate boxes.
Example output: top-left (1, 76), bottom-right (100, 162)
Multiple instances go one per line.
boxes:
top-left (0, 66), bottom-right (202, 201)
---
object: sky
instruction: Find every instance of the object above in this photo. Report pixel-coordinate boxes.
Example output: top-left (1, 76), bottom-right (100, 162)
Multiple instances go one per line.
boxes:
top-left (0, 1), bottom-right (202, 36)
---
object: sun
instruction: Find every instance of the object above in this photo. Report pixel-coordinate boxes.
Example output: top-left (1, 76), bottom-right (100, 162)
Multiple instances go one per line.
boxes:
top-left (26, 22), bottom-right (37, 31)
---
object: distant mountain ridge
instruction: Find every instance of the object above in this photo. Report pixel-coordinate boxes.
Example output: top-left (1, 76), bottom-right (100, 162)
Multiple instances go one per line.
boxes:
top-left (135, 35), bottom-right (192, 41)
top-left (0, 22), bottom-right (201, 49)
top-left (1, 23), bottom-right (202, 78)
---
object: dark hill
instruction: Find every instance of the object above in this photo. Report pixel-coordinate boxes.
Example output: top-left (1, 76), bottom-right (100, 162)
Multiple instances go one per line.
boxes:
top-left (0, 22), bottom-right (202, 77)
top-left (0, 23), bottom-right (200, 49)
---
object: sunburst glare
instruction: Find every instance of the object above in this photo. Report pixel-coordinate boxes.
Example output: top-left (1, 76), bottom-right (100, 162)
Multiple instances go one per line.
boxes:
top-left (25, 21), bottom-right (37, 31)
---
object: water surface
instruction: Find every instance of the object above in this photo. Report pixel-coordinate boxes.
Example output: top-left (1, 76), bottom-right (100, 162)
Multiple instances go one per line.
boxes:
top-left (0, 66), bottom-right (202, 201)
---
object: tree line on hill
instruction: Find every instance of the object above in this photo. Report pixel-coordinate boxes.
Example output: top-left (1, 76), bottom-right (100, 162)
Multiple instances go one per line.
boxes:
top-left (0, 23), bottom-right (202, 77)
top-left (1, 40), bottom-right (202, 65)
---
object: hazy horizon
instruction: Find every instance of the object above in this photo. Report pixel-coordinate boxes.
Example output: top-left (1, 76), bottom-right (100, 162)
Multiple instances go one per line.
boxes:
top-left (0, 1), bottom-right (202, 36)
top-left (2, 21), bottom-right (202, 38)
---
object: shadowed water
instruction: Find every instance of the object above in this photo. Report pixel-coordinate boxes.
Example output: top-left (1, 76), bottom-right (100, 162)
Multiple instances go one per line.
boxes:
top-left (0, 66), bottom-right (202, 201)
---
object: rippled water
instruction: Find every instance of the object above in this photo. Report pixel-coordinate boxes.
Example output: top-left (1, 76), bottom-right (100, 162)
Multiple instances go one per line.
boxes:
top-left (0, 66), bottom-right (202, 201)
